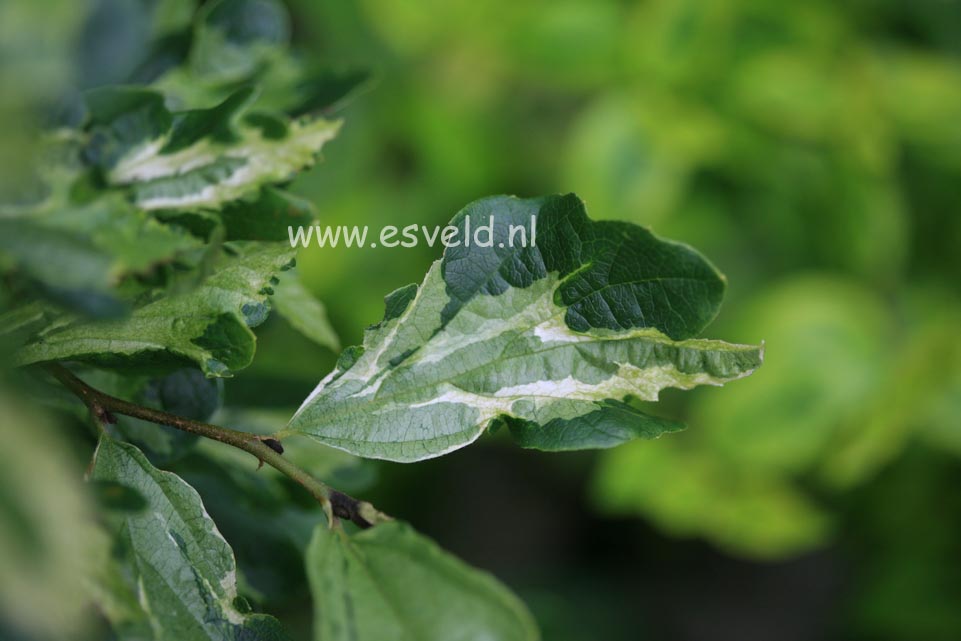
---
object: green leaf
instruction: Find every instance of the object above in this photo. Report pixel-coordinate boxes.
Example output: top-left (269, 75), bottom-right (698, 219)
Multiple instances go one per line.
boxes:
top-left (281, 67), bottom-right (373, 116)
top-left (285, 194), bottom-right (762, 462)
top-left (593, 438), bottom-right (832, 559)
top-left (170, 441), bottom-right (319, 605)
top-left (190, 0), bottom-right (291, 84)
top-left (306, 522), bottom-right (539, 641)
top-left (271, 270), bottom-right (340, 351)
top-left (83, 87), bottom-right (173, 170)
top-left (15, 242), bottom-right (295, 376)
top-left (90, 436), bottom-right (289, 641)
top-left (87, 548), bottom-right (157, 641)
top-left (93, 367), bottom-right (224, 465)
top-left (161, 85), bottom-right (259, 153)
top-left (168, 418), bottom-right (373, 604)
top-left (691, 277), bottom-right (891, 477)
top-left (0, 390), bottom-right (104, 641)
top-left (220, 187), bottom-right (317, 241)
top-left (503, 399), bottom-right (685, 451)
top-left (0, 194), bottom-right (201, 315)
top-left (0, 301), bottom-right (51, 340)
top-left (140, 0), bottom-right (368, 116)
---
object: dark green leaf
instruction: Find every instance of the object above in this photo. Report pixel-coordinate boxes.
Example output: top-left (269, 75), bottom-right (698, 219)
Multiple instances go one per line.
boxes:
top-left (220, 187), bottom-right (317, 241)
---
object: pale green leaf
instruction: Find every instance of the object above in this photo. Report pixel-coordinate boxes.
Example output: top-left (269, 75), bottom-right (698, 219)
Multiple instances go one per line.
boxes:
top-left (593, 438), bottom-right (832, 559)
top-left (272, 270), bottom-right (340, 351)
top-left (90, 436), bottom-right (289, 641)
top-left (692, 277), bottom-right (891, 477)
top-left (306, 522), bottom-right (539, 641)
top-left (87, 549), bottom-right (156, 641)
top-left (286, 194), bottom-right (762, 462)
top-left (0, 390), bottom-right (103, 641)
top-left (14, 242), bottom-right (295, 376)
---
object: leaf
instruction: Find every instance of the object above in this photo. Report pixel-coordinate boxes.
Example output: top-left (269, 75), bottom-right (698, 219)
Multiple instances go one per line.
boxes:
top-left (0, 390), bottom-right (104, 641)
top-left (285, 194), bottom-right (762, 462)
top-left (125, 114), bottom-right (339, 211)
top-left (161, 85), bottom-right (259, 154)
top-left (592, 438), bottom-right (832, 559)
top-left (502, 399), bottom-right (685, 451)
top-left (82, 86), bottom-right (341, 211)
top-left (90, 436), bottom-right (289, 641)
top-left (83, 87), bottom-right (173, 170)
top-left (168, 423), bottom-right (371, 604)
top-left (0, 194), bottom-right (201, 315)
top-left (271, 270), bottom-right (340, 351)
top-left (96, 367), bottom-right (224, 465)
top-left (282, 67), bottom-right (373, 116)
top-left (0, 301), bottom-right (51, 340)
top-left (87, 548), bottom-right (157, 641)
top-left (15, 242), bottom-right (295, 376)
top-left (220, 187), bottom-right (318, 241)
top-left (73, 0), bottom-right (194, 87)
top-left (190, 0), bottom-right (291, 84)
top-left (214, 408), bottom-right (377, 493)
top-left (0, 218), bottom-right (118, 314)
top-left (691, 277), bottom-right (891, 477)
top-left (306, 522), bottom-right (539, 641)
top-left (171, 445), bottom-right (318, 606)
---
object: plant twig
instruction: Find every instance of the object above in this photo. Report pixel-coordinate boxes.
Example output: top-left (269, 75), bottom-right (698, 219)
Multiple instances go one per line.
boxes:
top-left (45, 363), bottom-right (389, 529)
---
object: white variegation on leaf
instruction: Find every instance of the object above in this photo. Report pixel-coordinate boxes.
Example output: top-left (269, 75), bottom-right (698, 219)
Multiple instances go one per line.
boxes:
top-left (113, 117), bottom-right (340, 211)
top-left (90, 437), bottom-right (289, 641)
top-left (284, 194), bottom-right (763, 462)
top-left (82, 86), bottom-right (340, 211)
top-left (15, 242), bottom-right (295, 376)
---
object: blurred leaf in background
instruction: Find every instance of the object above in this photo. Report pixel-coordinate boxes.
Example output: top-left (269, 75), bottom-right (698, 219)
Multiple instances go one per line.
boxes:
top-left (0, 390), bottom-right (103, 641)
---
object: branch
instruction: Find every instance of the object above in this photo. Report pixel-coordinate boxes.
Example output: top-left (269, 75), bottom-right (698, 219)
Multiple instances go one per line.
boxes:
top-left (45, 363), bottom-right (390, 529)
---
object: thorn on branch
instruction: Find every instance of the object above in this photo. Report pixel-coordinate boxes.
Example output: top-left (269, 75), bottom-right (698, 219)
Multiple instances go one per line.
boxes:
top-left (328, 491), bottom-right (391, 529)
top-left (262, 437), bottom-right (284, 454)
top-left (329, 490), bottom-right (375, 529)
top-left (95, 406), bottom-right (118, 425)
top-left (86, 399), bottom-right (116, 426)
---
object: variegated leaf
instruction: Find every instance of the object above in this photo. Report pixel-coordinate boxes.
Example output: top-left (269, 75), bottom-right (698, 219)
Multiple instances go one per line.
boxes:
top-left (15, 242), bottom-right (295, 377)
top-left (84, 86), bottom-right (340, 211)
top-left (284, 194), bottom-right (763, 462)
top-left (90, 436), bottom-right (289, 641)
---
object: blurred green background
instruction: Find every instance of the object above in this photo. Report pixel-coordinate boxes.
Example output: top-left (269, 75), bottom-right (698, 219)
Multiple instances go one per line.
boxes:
top-left (4, 0), bottom-right (961, 640)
